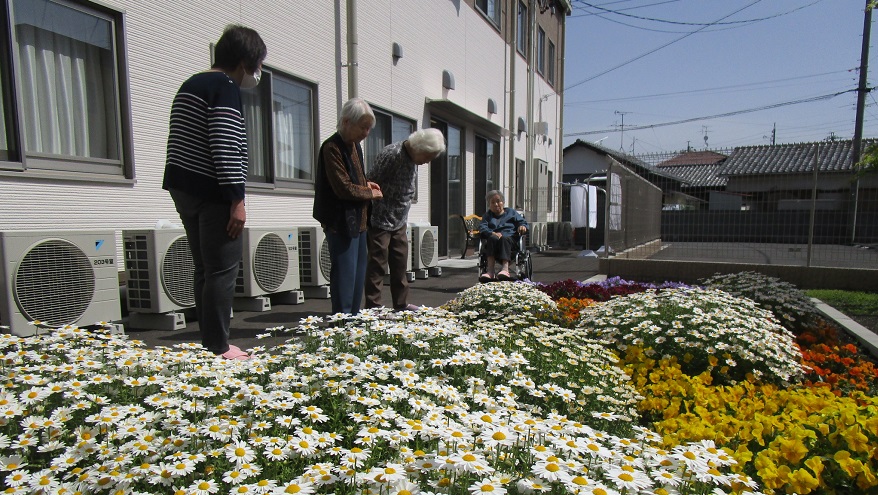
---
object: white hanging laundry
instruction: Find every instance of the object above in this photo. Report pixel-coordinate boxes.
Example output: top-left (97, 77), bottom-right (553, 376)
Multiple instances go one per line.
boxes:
top-left (570, 185), bottom-right (587, 228)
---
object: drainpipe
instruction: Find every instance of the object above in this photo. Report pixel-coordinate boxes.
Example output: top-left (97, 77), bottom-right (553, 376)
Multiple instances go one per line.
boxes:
top-left (557, 6), bottom-right (566, 219)
top-left (508, 2), bottom-right (517, 203)
top-left (346, 0), bottom-right (359, 98)
top-left (526, 0), bottom-right (535, 216)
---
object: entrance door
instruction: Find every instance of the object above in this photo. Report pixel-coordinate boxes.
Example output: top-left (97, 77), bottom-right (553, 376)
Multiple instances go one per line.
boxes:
top-left (430, 120), bottom-right (464, 257)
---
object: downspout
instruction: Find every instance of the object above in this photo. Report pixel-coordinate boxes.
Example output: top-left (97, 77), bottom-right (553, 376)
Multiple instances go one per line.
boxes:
top-left (507, 1), bottom-right (517, 202)
top-left (346, 0), bottom-right (359, 98)
top-left (557, 3), bottom-right (567, 219)
top-left (526, 0), bottom-right (536, 215)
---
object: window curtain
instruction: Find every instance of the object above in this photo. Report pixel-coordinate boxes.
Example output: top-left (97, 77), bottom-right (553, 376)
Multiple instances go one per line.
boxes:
top-left (14, 0), bottom-right (116, 160)
top-left (241, 89), bottom-right (267, 181)
top-left (364, 112), bottom-right (390, 175)
top-left (273, 79), bottom-right (312, 180)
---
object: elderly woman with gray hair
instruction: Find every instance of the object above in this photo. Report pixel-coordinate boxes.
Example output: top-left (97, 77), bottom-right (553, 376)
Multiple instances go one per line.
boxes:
top-left (478, 190), bottom-right (528, 282)
top-left (365, 128), bottom-right (446, 311)
top-left (313, 98), bottom-right (383, 314)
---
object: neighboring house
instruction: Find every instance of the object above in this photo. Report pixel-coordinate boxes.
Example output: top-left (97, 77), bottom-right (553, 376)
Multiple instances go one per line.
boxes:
top-left (655, 150), bottom-right (728, 209)
top-left (0, 0), bottom-right (571, 260)
top-left (655, 140), bottom-right (878, 244)
top-left (719, 140), bottom-right (877, 212)
top-left (657, 140), bottom-right (878, 212)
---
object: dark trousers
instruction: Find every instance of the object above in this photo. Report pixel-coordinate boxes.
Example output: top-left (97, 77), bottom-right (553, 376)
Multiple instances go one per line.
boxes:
top-left (169, 189), bottom-right (242, 355)
top-left (482, 234), bottom-right (514, 262)
top-left (365, 226), bottom-right (410, 309)
top-left (326, 229), bottom-right (367, 314)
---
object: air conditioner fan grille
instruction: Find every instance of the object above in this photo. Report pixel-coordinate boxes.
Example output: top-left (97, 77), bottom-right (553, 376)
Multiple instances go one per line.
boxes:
top-left (319, 238), bottom-right (332, 282)
top-left (253, 233), bottom-right (289, 292)
top-left (13, 240), bottom-right (95, 326)
top-left (420, 229), bottom-right (436, 267)
top-left (161, 237), bottom-right (195, 307)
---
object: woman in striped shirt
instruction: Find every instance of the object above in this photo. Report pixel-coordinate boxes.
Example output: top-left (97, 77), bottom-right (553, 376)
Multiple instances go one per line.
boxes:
top-left (163, 25), bottom-right (266, 360)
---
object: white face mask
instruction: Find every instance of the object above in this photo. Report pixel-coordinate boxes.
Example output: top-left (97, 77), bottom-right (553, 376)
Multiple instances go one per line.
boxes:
top-left (240, 69), bottom-right (261, 89)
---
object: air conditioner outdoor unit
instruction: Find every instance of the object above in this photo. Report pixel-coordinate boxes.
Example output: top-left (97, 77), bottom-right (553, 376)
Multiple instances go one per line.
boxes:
top-left (0, 229), bottom-right (121, 337)
top-left (526, 222), bottom-right (541, 249)
top-left (236, 227), bottom-right (300, 297)
top-left (538, 221), bottom-right (548, 247)
top-left (123, 228), bottom-right (195, 318)
top-left (298, 227), bottom-right (331, 287)
top-left (410, 224), bottom-right (439, 270)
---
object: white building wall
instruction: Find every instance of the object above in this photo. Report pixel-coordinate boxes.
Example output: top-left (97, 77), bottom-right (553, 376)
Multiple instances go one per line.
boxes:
top-left (0, 0), bottom-right (564, 258)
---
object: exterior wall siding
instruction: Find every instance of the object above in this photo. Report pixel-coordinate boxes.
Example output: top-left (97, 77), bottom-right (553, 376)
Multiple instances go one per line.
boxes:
top-left (0, 0), bottom-right (566, 260)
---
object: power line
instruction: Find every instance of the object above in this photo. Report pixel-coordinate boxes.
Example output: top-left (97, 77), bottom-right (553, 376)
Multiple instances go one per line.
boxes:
top-left (564, 70), bottom-right (850, 106)
top-left (574, 0), bottom-right (824, 26)
top-left (565, 0), bottom-right (764, 91)
top-left (563, 89), bottom-right (858, 138)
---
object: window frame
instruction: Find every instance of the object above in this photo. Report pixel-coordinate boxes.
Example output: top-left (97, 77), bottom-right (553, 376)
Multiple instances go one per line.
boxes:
top-left (1, 0), bottom-right (134, 179)
top-left (516, 1), bottom-right (527, 56)
top-left (547, 40), bottom-right (556, 86)
top-left (536, 26), bottom-right (546, 75)
top-left (475, 0), bottom-right (502, 28)
top-left (241, 65), bottom-right (318, 192)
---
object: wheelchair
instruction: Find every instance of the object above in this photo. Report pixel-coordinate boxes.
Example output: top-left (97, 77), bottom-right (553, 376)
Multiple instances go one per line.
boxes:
top-left (477, 232), bottom-right (533, 281)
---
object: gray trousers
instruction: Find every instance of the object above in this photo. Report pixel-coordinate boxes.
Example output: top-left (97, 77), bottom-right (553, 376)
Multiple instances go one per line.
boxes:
top-left (169, 189), bottom-right (242, 354)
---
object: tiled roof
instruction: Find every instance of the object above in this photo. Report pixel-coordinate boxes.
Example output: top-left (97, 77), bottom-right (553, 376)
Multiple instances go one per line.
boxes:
top-left (656, 163), bottom-right (728, 188)
top-left (657, 151), bottom-right (727, 167)
top-left (721, 139), bottom-right (877, 176)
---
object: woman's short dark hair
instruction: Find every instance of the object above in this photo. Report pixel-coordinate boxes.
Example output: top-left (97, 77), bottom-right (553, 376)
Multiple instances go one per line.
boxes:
top-left (213, 25), bottom-right (267, 73)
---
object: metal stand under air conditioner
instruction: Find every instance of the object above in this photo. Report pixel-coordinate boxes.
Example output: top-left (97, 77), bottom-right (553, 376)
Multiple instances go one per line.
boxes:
top-left (273, 290), bottom-right (305, 305)
top-left (127, 312), bottom-right (187, 331)
top-left (233, 296), bottom-right (271, 312)
top-left (413, 268), bottom-right (429, 280)
top-left (428, 266), bottom-right (442, 277)
top-left (302, 286), bottom-right (331, 299)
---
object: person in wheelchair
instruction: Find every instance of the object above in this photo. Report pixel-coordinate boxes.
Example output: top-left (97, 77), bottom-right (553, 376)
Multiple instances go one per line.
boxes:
top-left (478, 190), bottom-right (528, 282)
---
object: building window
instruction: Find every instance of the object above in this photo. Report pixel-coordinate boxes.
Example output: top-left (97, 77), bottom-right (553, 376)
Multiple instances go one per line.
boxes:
top-left (364, 108), bottom-right (415, 174)
top-left (476, 0), bottom-right (502, 27)
top-left (517, 1), bottom-right (527, 55)
top-left (241, 68), bottom-right (316, 186)
top-left (0, 62), bottom-right (9, 162)
top-left (4, 0), bottom-right (130, 176)
top-left (537, 27), bottom-right (546, 75)
top-left (547, 40), bottom-right (556, 85)
top-left (547, 170), bottom-right (553, 212)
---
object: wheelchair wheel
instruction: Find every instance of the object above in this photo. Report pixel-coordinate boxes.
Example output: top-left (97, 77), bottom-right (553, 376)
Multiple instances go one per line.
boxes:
top-left (517, 251), bottom-right (533, 280)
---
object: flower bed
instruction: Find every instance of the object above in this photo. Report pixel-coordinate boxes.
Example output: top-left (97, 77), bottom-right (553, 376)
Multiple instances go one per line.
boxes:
top-left (0, 273), bottom-right (873, 494)
top-left (0, 299), bottom-right (747, 495)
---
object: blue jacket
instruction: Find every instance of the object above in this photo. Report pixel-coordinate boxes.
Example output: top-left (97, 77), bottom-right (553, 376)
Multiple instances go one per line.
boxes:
top-left (479, 207), bottom-right (528, 238)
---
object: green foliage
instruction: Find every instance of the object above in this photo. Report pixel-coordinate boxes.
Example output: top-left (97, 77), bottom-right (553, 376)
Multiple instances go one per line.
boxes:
top-left (855, 142), bottom-right (878, 179)
top-left (806, 289), bottom-right (878, 315)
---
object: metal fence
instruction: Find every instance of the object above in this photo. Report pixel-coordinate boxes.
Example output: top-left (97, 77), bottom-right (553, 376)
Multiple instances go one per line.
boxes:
top-left (607, 144), bottom-right (878, 270)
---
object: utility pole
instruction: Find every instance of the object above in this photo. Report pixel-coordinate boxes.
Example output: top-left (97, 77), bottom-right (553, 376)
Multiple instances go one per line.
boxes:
top-left (850, 0), bottom-right (872, 243)
top-left (614, 110), bottom-right (628, 152)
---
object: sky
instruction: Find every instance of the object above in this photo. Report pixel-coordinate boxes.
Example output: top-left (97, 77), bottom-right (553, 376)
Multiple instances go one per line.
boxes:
top-left (562, 0), bottom-right (878, 155)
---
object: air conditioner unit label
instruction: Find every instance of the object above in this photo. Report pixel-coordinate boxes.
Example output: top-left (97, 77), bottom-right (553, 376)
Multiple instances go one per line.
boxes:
top-left (93, 258), bottom-right (115, 266)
